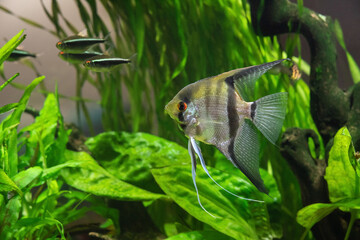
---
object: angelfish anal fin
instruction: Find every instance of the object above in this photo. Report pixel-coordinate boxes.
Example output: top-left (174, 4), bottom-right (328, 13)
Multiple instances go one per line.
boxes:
top-left (222, 119), bottom-right (269, 194)
top-left (188, 138), bottom-right (215, 218)
top-left (190, 137), bottom-right (264, 202)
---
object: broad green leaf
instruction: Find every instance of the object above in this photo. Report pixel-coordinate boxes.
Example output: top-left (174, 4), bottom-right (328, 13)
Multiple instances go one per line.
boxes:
top-left (86, 131), bottom-right (189, 192)
top-left (12, 166), bottom-right (42, 189)
top-left (0, 30), bottom-right (25, 65)
top-left (0, 196), bottom-right (21, 239)
top-left (145, 198), bottom-right (194, 237)
top-left (325, 127), bottom-right (358, 202)
top-left (297, 198), bottom-right (360, 229)
top-left (61, 150), bottom-right (163, 201)
top-left (165, 230), bottom-right (231, 240)
top-left (152, 165), bottom-right (258, 240)
top-left (0, 169), bottom-right (22, 196)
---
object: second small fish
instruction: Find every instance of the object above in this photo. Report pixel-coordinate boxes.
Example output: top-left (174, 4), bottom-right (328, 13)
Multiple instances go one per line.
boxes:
top-left (7, 49), bottom-right (36, 61)
top-left (83, 55), bottom-right (131, 72)
top-left (56, 35), bottom-right (106, 53)
top-left (58, 51), bottom-right (103, 65)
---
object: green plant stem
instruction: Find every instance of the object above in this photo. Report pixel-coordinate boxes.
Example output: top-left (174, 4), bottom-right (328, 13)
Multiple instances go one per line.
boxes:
top-left (300, 228), bottom-right (310, 240)
top-left (344, 209), bottom-right (357, 240)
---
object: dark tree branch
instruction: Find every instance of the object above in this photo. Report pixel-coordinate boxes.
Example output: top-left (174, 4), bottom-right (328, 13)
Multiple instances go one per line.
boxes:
top-left (250, 0), bottom-right (349, 144)
top-left (249, 0), bottom-right (359, 239)
top-left (280, 128), bottom-right (344, 239)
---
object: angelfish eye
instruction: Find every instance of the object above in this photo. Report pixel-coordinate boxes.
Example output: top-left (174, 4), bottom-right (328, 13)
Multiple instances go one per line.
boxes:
top-left (177, 101), bottom-right (187, 112)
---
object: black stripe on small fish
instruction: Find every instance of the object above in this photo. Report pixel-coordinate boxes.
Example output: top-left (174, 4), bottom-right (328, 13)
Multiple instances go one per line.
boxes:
top-left (251, 102), bottom-right (257, 120)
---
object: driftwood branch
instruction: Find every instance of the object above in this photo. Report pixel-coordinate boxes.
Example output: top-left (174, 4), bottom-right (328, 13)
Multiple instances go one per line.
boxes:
top-left (249, 0), bottom-right (360, 239)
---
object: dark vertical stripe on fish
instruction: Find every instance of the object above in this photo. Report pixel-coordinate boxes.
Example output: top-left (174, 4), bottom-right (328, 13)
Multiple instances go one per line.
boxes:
top-left (205, 86), bottom-right (211, 117)
top-left (178, 112), bottom-right (184, 122)
top-left (226, 82), bottom-right (239, 160)
top-left (251, 102), bottom-right (257, 120)
top-left (213, 79), bottom-right (224, 140)
top-left (225, 76), bottom-right (235, 89)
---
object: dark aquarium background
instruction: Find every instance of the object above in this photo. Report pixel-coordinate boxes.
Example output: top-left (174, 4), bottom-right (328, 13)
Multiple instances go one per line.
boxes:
top-left (0, 1), bottom-right (359, 240)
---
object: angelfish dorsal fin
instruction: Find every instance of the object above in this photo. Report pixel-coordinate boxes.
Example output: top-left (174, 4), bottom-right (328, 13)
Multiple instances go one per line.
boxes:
top-left (225, 59), bottom-right (290, 101)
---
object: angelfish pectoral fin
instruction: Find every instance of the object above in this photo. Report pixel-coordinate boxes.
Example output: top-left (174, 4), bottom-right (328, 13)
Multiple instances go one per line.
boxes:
top-left (188, 138), bottom-right (215, 218)
top-left (190, 138), bottom-right (263, 203)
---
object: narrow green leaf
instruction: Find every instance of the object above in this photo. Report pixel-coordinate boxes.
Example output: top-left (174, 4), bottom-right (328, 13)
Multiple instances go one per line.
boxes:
top-left (62, 150), bottom-right (164, 201)
top-left (0, 169), bottom-right (22, 196)
top-left (19, 17), bottom-right (46, 29)
top-left (13, 217), bottom-right (66, 239)
top-left (0, 5), bottom-right (13, 14)
top-left (0, 30), bottom-right (25, 65)
top-left (333, 19), bottom-right (346, 49)
top-left (0, 73), bottom-right (20, 92)
top-left (333, 19), bottom-right (360, 83)
top-left (297, 198), bottom-right (360, 229)
top-left (2, 76), bottom-right (45, 130)
top-left (0, 103), bottom-right (19, 115)
top-left (346, 53), bottom-right (360, 83)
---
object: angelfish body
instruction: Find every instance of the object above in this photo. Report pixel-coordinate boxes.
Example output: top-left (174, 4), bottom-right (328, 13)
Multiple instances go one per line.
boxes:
top-left (165, 59), bottom-right (290, 213)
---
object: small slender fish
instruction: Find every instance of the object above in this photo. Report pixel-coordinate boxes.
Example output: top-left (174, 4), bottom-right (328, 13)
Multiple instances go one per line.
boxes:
top-left (58, 51), bottom-right (103, 64)
top-left (7, 49), bottom-right (36, 61)
top-left (165, 59), bottom-right (290, 216)
top-left (56, 35), bottom-right (106, 53)
top-left (83, 55), bottom-right (131, 72)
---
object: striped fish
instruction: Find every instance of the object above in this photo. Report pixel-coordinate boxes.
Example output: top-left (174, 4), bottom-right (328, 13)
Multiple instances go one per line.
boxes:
top-left (7, 49), bottom-right (36, 61)
top-left (58, 51), bottom-right (103, 64)
top-left (83, 55), bottom-right (131, 72)
top-left (165, 59), bottom-right (290, 216)
top-left (56, 35), bottom-right (106, 53)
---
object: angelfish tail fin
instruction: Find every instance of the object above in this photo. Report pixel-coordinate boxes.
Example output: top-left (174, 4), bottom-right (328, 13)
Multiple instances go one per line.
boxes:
top-left (251, 92), bottom-right (288, 145)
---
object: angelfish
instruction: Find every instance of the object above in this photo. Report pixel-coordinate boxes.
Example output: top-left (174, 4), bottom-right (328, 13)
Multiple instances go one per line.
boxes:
top-left (165, 59), bottom-right (289, 215)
